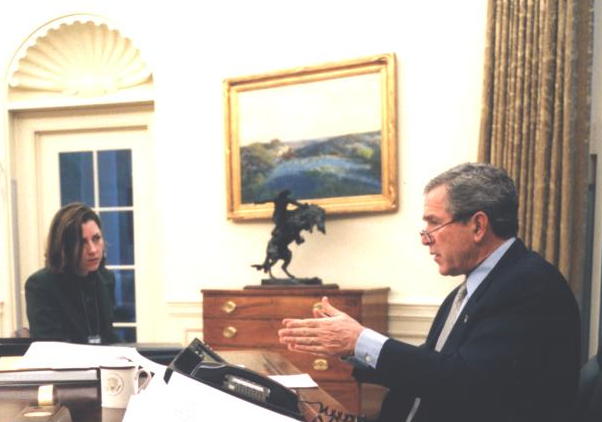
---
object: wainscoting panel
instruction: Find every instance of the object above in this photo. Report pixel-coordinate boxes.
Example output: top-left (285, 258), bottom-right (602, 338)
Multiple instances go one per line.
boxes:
top-left (164, 300), bottom-right (437, 348)
top-left (387, 302), bottom-right (438, 345)
top-left (165, 301), bottom-right (203, 345)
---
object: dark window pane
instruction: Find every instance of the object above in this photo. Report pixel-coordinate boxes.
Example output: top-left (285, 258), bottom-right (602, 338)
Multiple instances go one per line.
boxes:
top-left (111, 269), bottom-right (136, 323)
top-left (98, 150), bottom-right (133, 207)
top-left (59, 152), bottom-right (94, 206)
top-left (113, 327), bottom-right (137, 343)
top-left (100, 211), bottom-right (134, 265)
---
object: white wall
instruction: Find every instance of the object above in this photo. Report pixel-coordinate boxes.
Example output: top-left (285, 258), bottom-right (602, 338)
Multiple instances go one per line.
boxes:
top-left (588, 0), bottom-right (602, 356)
top-left (0, 0), bottom-right (488, 339)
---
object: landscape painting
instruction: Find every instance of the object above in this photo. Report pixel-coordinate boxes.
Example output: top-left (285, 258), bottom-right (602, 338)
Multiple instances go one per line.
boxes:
top-left (225, 53), bottom-right (398, 220)
top-left (240, 130), bottom-right (381, 203)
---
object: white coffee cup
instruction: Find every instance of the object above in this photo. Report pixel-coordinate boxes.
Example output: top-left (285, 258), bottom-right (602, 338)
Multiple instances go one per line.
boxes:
top-left (100, 361), bottom-right (152, 409)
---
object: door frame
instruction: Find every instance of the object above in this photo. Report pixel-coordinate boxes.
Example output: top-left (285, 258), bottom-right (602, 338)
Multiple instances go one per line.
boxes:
top-left (7, 102), bottom-right (159, 341)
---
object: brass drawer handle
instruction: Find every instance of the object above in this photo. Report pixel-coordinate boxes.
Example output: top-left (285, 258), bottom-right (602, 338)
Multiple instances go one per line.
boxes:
top-left (222, 326), bottom-right (237, 338)
top-left (221, 300), bottom-right (237, 314)
top-left (312, 358), bottom-right (329, 371)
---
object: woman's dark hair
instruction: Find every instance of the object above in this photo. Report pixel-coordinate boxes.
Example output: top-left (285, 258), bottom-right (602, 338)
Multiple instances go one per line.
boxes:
top-left (45, 202), bottom-right (103, 274)
top-left (425, 162), bottom-right (519, 238)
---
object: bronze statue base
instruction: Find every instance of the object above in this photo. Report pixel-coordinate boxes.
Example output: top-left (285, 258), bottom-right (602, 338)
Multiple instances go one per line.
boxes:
top-left (262, 277), bottom-right (322, 286)
top-left (244, 278), bottom-right (339, 289)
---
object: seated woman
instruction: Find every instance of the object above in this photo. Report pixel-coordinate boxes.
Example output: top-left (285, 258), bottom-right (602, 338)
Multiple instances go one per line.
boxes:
top-left (25, 203), bottom-right (118, 344)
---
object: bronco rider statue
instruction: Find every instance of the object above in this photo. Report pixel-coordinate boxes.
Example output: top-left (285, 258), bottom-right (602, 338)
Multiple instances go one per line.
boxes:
top-left (252, 190), bottom-right (325, 284)
top-left (269, 190), bottom-right (304, 240)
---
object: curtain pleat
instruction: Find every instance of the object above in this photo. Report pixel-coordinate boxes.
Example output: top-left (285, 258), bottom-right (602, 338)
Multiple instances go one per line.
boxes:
top-left (479, 0), bottom-right (593, 295)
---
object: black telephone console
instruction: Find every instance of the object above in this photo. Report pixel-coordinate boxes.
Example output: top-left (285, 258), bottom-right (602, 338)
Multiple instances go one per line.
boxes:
top-left (164, 338), bottom-right (304, 420)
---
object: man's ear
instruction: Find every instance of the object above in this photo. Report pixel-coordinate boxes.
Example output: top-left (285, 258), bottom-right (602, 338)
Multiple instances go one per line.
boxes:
top-left (472, 211), bottom-right (489, 242)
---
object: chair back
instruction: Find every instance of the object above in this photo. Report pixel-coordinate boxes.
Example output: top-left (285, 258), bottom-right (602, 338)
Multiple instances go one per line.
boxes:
top-left (577, 350), bottom-right (602, 422)
top-left (0, 337), bottom-right (35, 356)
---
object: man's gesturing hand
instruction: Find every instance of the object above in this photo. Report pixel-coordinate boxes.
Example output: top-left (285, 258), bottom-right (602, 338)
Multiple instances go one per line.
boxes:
top-left (278, 296), bottom-right (364, 357)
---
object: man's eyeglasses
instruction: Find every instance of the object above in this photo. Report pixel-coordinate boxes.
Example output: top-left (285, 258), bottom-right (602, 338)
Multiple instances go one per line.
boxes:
top-left (419, 219), bottom-right (458, 244)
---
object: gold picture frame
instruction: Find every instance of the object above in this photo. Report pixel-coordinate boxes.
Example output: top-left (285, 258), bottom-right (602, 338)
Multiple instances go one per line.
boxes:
top-left (224, 53), bottom-right (398, 221)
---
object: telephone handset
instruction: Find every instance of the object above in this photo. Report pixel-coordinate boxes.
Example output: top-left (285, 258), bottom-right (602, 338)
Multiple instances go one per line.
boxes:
top-left (164, 338), bottom-right (304, 420)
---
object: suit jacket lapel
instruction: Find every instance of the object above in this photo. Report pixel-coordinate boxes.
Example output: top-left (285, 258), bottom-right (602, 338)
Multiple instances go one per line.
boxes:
top-left (468, 239), bottom-right (528, 305)
top-left (425, 288), bottom-right (458, 349)
top-left (96, 270), bottom-right (115, 330)
top-left (438, 239), bottom-right (529, 352)
top-left (55, 278), bottom-right (90, 340)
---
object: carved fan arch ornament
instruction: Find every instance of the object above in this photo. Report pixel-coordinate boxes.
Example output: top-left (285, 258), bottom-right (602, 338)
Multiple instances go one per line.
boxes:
top-left (8, 14), bottom-right (152, 99)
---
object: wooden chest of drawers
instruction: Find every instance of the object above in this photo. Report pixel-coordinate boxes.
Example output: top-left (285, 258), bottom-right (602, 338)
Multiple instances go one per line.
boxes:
top-left (201, 287), bottom-right (389, 414)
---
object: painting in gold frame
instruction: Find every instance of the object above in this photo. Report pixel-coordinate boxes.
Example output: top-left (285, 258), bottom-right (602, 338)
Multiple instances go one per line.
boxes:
top-left (224, 53), bottom-right (398, 221)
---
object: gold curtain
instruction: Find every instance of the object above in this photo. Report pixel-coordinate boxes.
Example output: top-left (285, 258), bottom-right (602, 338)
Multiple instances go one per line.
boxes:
top-left (479, 0), bottom-right (593, 295)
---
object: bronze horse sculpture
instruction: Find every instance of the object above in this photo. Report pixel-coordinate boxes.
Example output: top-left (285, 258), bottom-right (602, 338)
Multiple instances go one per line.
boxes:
top-left (252, 203), bottom-right (326, 279)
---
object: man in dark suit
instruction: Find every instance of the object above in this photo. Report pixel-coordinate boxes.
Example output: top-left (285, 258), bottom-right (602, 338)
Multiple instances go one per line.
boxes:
top-left (278, 163), bottom-right (580, 422)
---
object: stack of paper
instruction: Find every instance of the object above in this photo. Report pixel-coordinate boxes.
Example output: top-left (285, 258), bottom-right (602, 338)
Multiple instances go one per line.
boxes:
top-left (268, 374), bottom-right (318, 389)
top-left (0, 367), bottom-right (98, 385)
top-left (17, 342), bottom-right (166, 377)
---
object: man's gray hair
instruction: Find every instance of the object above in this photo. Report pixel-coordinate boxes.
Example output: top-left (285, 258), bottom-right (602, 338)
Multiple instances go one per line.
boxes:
top-left (425, 162), bottom-right (518, 238)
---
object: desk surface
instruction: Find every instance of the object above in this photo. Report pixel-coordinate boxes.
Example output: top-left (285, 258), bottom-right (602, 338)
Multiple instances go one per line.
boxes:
top-left (0, 349), bottom-right (347, 422)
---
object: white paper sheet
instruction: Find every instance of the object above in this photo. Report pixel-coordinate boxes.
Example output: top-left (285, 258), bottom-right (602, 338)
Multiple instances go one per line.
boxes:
top-left (268, 374), bottom-right (318, 388)
top-left (18, 342), bottom-right (166, 377)
top-left (124, 371), bottom-right (301, 422)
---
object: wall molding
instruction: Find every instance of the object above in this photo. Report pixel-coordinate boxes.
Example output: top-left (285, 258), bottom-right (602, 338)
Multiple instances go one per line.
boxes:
top-left (164, 300), bottom-right (437, 346)
top-left (166, 300), bottom-right (203, 318)
top-left (388, 302), bottom-right (438, 345)
top-left (165, 301), bottom-right (203, 345)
